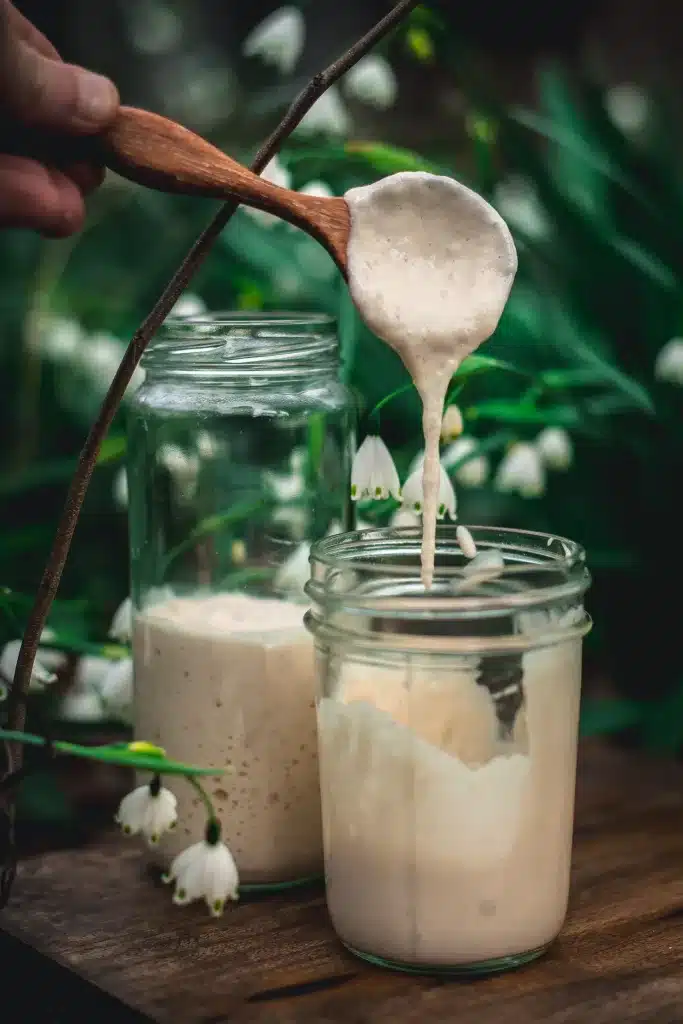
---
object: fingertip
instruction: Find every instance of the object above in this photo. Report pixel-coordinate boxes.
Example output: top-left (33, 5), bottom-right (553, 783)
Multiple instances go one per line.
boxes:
top-left (44, 169), bottom-right (86, 236)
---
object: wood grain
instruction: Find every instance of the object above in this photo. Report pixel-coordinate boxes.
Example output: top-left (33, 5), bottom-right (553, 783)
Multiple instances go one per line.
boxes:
top-left (101, 107), bottom-right (351, 274)
top-left (3, 741), bottom-right (683, 1023)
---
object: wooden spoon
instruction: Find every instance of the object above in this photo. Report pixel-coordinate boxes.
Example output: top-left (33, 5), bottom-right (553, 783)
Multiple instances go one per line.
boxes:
top-left (98, 106), bottom-right (351, 275)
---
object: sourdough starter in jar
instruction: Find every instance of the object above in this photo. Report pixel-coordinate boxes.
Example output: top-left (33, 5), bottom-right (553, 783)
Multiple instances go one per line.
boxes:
top-left (133, 593), bottom-right (322, 885)
top-left (317, 640), bottom-right (582, 966)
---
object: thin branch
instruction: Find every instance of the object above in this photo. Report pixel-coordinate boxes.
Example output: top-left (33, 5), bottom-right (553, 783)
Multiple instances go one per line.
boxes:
top-left (5, 2), bottom-right (419, 749)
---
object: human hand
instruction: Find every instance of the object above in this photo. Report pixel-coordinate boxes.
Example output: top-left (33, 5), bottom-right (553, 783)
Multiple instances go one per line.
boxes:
top-left (0, 0), bottom-right (119, 236)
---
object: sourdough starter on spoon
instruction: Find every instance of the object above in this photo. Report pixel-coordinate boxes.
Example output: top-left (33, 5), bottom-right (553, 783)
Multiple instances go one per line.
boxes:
top-left (344, 171), bottom-right (517, 585)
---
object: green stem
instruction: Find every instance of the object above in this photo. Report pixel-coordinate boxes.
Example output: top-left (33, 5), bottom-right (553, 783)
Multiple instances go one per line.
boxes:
top-left (187, 775), bottom-right (218, 826)
top-left (370, 383), bottom-right (416, 420)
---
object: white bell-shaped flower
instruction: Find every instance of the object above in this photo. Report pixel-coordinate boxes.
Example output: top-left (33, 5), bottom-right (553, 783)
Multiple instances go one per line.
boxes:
top-left (442, 435), bottom-right (489, 488)
top-left (245, 155), bottom-right (291, 226)
top-left (390, 507), bottom-right (421, 528)
top-left (274, 541), bottom-right (311, 598)
top-left (164, 821), bottom-right (239, 916)
top-left (402, 459), bottom-right (457, 520)
top-left (440, 404), bottom-right (464, 443)
top-left (604, 83), bottom-right (650, 136)
top-left (171, 293), bottom-right (207, 319)
top-left (116, 778), bottom-right (178, 846)
top-left (536, 426), bottom-right (573, 471)
top-left (0, 639), bottom-right (60, 691)
top-left (343, 55), bottom-right (397, 110)
top-left (242, 6), bottom-right (304, 75)
top-left (654, 338), bottom-right (683, 386)
top-left (493, 174), bottom-right (550, 242)
top-left (97, 657), bottom-right (134, 724)
top-left (495, 443), bottom-right (545, 498)
top-left (295, 86), bottom-right (351, 137)
top-left (109, 597), bottom-right (132, 644)
top-left (299, 180), bottom-right (334, 199)
top-left (351, 435), bottom-right (401, 502)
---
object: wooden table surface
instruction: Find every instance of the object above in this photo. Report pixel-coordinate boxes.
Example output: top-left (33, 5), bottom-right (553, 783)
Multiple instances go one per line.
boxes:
top-left (2, 740), bottom-right (683, 1023)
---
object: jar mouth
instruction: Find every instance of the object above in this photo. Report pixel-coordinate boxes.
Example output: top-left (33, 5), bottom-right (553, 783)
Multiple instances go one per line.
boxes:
top-left (143, 311), bottom-right (338, 380)
top-left (305, 526), bottom-right (591, 655)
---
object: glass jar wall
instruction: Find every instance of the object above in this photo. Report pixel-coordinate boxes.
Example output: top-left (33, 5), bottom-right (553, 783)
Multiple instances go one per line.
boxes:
top-left (306, 526), bottom-right (591, 973)
top-left (127, 313), bottom-right (354, 888)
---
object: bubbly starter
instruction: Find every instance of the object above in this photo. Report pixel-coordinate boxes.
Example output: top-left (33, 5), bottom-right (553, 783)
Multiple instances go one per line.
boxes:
top-left (133, 593), bottom-right (322, 885)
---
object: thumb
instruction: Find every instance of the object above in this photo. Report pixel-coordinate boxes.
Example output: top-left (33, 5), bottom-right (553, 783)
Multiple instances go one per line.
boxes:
top-left (2, 36), bottom-right (119, 134)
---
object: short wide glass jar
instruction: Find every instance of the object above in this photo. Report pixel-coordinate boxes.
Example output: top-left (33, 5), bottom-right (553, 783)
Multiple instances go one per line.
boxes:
top-left (306, 526), bottom-right (591, 974)
top-left (127, 313), bottom-right (353, 888)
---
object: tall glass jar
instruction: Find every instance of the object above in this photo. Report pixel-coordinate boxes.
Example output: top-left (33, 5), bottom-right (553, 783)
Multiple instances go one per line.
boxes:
top-left (306, 526), bottom-right (591, 974)
top-left (127, 313), bottom-right (354, 888)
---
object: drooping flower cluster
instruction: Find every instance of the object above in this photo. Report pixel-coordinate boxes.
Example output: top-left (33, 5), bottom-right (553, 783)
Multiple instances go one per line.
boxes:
top-left (116, 779), bottom-right (239, 917)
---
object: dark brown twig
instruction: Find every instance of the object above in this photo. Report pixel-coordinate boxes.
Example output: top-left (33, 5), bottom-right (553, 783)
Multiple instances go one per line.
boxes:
top-left (4, 0), bottom-right (418, 794)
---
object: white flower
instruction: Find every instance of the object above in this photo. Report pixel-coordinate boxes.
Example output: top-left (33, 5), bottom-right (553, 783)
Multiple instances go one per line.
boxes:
top-left (493, 175), bottom-right (550, 242)
top-left (196, 431), bottom-right (218, 459)
top-left (495, 443), bottom-right (545, 498)
top-left (159, 444), bottom-right (200, 501)
top-left (343, 55), bottom-right (397, 110)
top-left (390, 507), bottom-right (421, 528)
top-left (113, 466), bottom-right (128, 509)
top-left (34, 315), bottom-right (82, 361)
top-left (440, 404), bottom-right (464, 443)
top-left (81, 332), bottom-right (124, 389)
top-left (171, 293), bottom-right (207, 319)
top-left (456, 524), bottom-right (477, 559)
top-left (109, 597), bottom-right (132, 644)
top-left (274, 541), bottom-right (311, 598)
top-left (442, 436), bottom-right (489, 488)
top-left (265, 446), bottom-right (305, 503)
top-left (536, 427), bottom-right (573, 471)
top-left (351, 435), bottom-right (401, 502)
top-left (97, 658), bottom-right (134, 724)
top-left (654, 338), bottom-right (683, 386)
top-left (299, 180), bottom-right (334, 199)
top-left (243, 6), bottom-right (304, 76)
top-left (605, 83), bottom-right (649, 136)
top-left (402, 459), bottom-right (457, 519)
top-left (0, 639), bottom-right (60, 690)
top-left (116, 781), bottom-right (178, 846)
top-left (245, 156), bottom-right (291, 226)
top-left (295, 86), bottom-right (351, 137)
top-left (127, 0), bottom-right (182, 56)
top-left (58, 688), bottom-right (105, 723)
top-left (163, 830), bottom-right (239, 916)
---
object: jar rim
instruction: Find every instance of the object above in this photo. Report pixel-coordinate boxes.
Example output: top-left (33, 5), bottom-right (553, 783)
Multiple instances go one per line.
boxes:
top-left (305, 526), bottom-right (591, 656)
top-left (142, 311), bottom-right (339, 381)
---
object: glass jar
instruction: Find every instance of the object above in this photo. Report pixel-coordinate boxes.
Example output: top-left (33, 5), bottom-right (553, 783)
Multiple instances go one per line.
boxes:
top-left (306, 526), bottom-right (591, 974)
top-left (127, 313), bottom-right (354, 888)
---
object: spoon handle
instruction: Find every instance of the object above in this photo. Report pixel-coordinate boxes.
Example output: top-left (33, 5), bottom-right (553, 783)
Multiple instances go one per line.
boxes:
top-left (101, 106), bottom-right (298, 222)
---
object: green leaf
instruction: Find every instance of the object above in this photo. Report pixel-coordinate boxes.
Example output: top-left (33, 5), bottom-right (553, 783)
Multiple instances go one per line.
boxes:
top-left (0, 730), bottom-right (222, 776)
top-left (456, 354), bottom-right (528, 379)
top-left (509, 106), bottom-right (657, 213)
top-left (579, 698), bottom-right (642, 738)
top-left (163, 498), bottom-right (266, 570)
top-left (343, 142), bottom-right (442, 176)
top-left (467, 401), bottom-right (580, 427)
top-left (41, 636), bottom-right (129, 659)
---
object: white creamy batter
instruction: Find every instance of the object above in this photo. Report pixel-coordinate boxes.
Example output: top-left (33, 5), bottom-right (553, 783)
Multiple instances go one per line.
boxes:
top-left (317, 640), bottom-right (582, 966)
top-left (133, 593), bottom-right (322, 885)
top-left (345, 172), bottom-right (517, 586)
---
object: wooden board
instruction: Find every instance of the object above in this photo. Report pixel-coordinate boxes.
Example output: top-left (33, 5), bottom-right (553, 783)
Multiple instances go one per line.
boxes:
top-left (2, 741), bottom-right (683, 1023)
